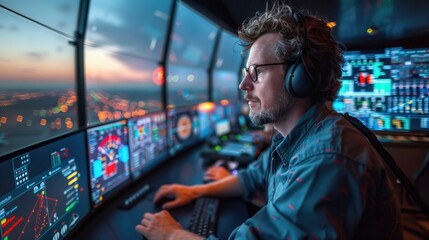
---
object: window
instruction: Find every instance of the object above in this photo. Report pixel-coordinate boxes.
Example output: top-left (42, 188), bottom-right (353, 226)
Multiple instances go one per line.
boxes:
top-left (1, 0), bottom-right (80, 37)
top-left (85, 47), bottom-right (164, 124)
top-left (212, 31), bottom-right (243, 103)
top-left (166, 1), bottom-right (218, 107)
top-left (166, 64), bottom-right (209, 107)
top-left (85, 0), bottom-right (173, 126)
top-left (0, 8), bottom-right (77, 157)
top-left (86, 0), bottom-right (172, 62)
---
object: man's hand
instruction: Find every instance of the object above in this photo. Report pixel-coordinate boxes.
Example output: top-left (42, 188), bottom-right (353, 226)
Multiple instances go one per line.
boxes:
top-left (135, 210), bottom-right (202, 240)
top-left (204, 166), bottom-right (231, 182)
top-left (153, 184), bottom-right (199, 210)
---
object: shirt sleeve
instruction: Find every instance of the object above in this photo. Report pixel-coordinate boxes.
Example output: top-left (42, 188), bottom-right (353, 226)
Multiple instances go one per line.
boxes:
top-left (230, 153), bottom-right (375, 239)
top-left (237, 148), bottom-right (271, 201)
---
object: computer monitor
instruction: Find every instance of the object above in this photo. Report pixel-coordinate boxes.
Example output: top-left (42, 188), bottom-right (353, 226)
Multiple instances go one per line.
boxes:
top-left (167, 105), bottom-right (200, 155)
top-left (86, 120), bottom-right (131, 207)
top-left (215, 119), bottom-right (231, 137)
top-left (196, 102), bottom-right (217, 139)
top-left (333, 47), bottom-right (429, 134)
top-left (128, 112), bottom-right (169, 180)
top-left (0, 131), bottom-right (91, 240)
top-left (213, 102), bottom-right (240, 130)
top-left (237, 114), bottom-right (248, 132)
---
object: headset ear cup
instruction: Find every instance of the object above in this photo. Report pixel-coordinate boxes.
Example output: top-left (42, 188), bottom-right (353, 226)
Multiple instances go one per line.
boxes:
top-left (284, 54), bottom-right (315, 98)
top-left (285, 12), bottom-right (320, 98)
top-left (284, 60), bottom-right (298, 97)
top-left (291, 54), bottom-right (317, 97)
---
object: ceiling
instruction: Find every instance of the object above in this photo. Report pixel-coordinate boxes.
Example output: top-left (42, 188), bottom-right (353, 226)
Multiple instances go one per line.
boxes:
top-left (183, 0), bottom-right (429, 51)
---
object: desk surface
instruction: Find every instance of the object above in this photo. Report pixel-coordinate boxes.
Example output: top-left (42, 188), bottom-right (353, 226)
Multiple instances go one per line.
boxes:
top-left (73, 145), bottom-right (249, 240)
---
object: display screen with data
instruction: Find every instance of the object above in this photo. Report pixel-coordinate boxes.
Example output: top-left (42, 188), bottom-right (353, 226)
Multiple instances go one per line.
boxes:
top-left (167, 106), bottom-right (200, 155)
top-left (128, 112), bottom-right (169, 179)
top-left (86, 120), bottom-right (130, 207)
top-left (0, 132), bottom-right (91, 240)
top-left (333, 47), bottom-right (429, 133)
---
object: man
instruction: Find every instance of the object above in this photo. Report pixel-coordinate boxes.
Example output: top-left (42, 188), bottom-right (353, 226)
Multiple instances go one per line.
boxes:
top-left (136, 2), bottom-right (403, 239)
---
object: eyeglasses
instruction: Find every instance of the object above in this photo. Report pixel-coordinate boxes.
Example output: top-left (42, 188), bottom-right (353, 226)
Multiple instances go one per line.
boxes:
top-left (241, 62), bottom-right (294, 82)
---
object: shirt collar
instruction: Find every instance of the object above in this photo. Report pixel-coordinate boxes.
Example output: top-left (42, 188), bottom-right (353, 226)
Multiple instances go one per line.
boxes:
top-left (272, 102), bottom-right (332, 165)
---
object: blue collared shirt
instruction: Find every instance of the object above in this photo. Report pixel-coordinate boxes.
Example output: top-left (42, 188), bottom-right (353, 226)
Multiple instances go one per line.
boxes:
top-left (212, 102), bottom-right (403, 239)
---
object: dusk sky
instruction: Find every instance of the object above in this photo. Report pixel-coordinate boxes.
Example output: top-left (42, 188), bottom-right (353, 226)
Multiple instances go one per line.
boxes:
top-left (0, 0), bottom-right (171, 86)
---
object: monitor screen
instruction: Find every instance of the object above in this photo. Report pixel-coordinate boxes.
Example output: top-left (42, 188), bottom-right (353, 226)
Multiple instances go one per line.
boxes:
top-left (167, 106), bottom-right (200, 155)
top-left (237, 114), bottom-right (248, 131)
top-left (333, 47), bottom-right (429, 133)
top-left (215, 119), bottom-right (231, 137)
top-left (196, 102), bottom-right (217, 139)
top-left (128, 112), bottom-right (169, 179)
top-left (0, 132), bottom-right (91, 240)
top-left (86, 120), bottom-right (130, 207)
top-left (214, 102), bottom-right (239, 128)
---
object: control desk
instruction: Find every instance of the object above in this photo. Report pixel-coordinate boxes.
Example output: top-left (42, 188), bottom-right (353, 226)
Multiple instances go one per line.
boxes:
top-left (73, 145), bottom-right (249, 239)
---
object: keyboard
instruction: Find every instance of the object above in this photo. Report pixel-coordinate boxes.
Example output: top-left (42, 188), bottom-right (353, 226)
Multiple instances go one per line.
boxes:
top-left (188, 197), bottom-right (220, 237)
top-left (118, 184), bottom-right (151, 210)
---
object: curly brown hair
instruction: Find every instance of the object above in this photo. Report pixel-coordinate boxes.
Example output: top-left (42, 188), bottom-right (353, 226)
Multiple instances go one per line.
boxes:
top-left (238, 1), bottom-right (344, 102)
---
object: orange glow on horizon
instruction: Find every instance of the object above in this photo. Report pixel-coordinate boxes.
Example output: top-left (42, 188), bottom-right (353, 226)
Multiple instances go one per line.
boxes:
top-left (85, 48), bottom-right (152, 84)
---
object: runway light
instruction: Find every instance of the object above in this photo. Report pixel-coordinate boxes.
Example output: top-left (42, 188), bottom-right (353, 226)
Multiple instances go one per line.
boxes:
top-left (124, 112), bottom-right (131, 119)
top-left (114, 111), bottom-right (122, 119)
top-left (60, 105), bottom-right (68, 113)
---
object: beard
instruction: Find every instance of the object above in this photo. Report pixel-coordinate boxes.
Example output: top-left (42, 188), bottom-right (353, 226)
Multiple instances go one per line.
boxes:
top-left (247, 88), bottom-right (294, 126)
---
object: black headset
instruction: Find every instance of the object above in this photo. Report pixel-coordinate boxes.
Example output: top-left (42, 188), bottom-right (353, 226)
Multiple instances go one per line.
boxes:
top-left (284, 12), bottom-right (320, 98)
